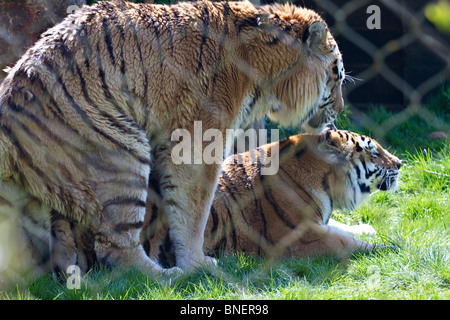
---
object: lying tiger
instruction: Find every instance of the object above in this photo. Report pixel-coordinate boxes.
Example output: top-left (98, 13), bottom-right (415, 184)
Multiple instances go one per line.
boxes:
top-left (143, 128), bottom-right (401, 267)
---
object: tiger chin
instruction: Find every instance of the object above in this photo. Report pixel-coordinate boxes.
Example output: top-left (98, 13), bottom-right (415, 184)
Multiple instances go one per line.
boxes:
top-left (144, 129), bottom-right (401, 266)
top-left (0, 0), bottom-right (346, 281)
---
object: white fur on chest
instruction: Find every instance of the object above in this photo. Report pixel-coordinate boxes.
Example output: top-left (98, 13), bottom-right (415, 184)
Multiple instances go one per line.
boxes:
top-left (309, 189), bottom-right (333, 224)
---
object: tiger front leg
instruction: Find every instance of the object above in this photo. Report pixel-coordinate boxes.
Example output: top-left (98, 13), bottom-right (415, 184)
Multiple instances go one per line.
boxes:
top-left (275, 221), bottom-right (379, 260)
top-left (160, 161), bottom-right (221, 270)
top-left (301, 223), bottom-right (378, 259)
top-left (50, 214), bottom-right (78, 277)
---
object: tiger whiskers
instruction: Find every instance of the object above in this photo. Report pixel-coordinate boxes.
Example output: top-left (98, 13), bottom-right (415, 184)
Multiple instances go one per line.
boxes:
top-left (343, 73), bottom-right (361, 85)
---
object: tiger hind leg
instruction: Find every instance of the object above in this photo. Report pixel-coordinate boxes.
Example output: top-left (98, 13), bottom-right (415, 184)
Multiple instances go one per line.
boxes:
top-left (90, 149), bottom-right (182, 276)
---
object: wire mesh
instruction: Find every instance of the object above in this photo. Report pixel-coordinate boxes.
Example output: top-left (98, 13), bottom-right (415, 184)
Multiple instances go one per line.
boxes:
top-left (0, 0), bottom-right (448, 294)
top-left (309, 0), bottom-right (450, 147)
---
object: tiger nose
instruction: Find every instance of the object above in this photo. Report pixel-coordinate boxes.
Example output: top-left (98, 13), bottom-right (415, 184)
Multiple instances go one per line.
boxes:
top-left (395, 160), bottom-right (402, 170)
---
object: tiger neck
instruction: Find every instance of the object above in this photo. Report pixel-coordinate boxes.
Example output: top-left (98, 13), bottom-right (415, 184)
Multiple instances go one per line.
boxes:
top-left (332, 169), bottom-right (371, 211)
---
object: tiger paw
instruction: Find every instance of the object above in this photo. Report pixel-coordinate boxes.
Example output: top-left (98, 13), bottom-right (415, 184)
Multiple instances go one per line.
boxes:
top-left (163, 266), bottom-right (184, 276)
top-left (203, 256), bottom-right (218, 267)
top-left (349, 224), bottom-right (377, 236)
top-left (179, 255), bottom-right (218, 271)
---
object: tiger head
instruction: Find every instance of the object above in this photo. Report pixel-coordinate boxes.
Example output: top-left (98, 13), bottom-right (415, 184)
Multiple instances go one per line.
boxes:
top-left (314, 129), bottom-right (402, 208)
top-left (256, 4), bottom-right (344, 130)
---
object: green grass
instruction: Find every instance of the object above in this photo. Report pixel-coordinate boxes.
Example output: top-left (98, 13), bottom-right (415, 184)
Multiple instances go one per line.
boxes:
top-left (1, 85), bottom-right (449, 300)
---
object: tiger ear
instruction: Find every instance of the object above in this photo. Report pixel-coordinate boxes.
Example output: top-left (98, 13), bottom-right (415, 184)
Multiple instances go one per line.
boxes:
top-left (307, 21), bottom-right (327, 52)
top-left (317, 142), bottom-right (347, 164)
top-left (317, 141), bottom-right (339, 154)
top-left (317, 131), bottom-right (347, 164)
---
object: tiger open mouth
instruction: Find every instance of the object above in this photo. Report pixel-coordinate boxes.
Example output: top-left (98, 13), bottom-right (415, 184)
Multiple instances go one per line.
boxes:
top-left (378, 170), bottom-right (399, 191)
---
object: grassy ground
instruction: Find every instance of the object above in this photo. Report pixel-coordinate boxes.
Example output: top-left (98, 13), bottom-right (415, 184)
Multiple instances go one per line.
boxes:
top-left (1, 87), bottom-right (449, 300)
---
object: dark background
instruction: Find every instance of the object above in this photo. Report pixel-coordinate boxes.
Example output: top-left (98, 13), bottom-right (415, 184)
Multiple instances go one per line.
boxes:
top-left (261, 0), bottom-right (449, 112)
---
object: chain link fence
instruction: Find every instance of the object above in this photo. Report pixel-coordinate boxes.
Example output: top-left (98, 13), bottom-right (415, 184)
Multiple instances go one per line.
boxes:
top-left (0, 0), bottom-right (449, 294)
top-left (304, 0), bottom-right (450, 148)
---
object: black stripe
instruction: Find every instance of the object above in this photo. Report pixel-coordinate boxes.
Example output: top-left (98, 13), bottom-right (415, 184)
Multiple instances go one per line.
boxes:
top-left (221, 171), bottom-right (249, 226)
top-left (148, 15), bottom-right (163, 68)
top-left (7, 105), bottom-right (43, 145)
top-left (96, 177), bottom-right (148, 191)
top-left (264, 186), bottom-right (296, 229)
top-left (0, 122), bottom-right (50, 190)
top-left (108, 9), bottom-right (133, 120)
top-left (343, 131), bottom-right (350, 142)
top-left (42, 61), bottom-right (150, 165)
top-left (236, 160), bottom-right (268, 242)
top-left (279, 167), bottom-right (322, 219)
top-left (351, 160), bottom-right (361, 179)
top-left (375, 168), bottom-right (383, 178)
top-left (9, 94), bottom-right (145, 174)
top-left (92, 23), bottom-right (128, 117)
top-left (123, 8), bottom-right (148, 100)
top-left (260, 164), bottom-right (300, 230)
top-left (24, 77), bottom-right (95, 149)
top-left (33, 76), bottom-right (150, 174)
top-left (332, 65), bottom-right (339, 75)
top-left (295, 146), bottom-right (307, 158)
top-left (80, 25), bottom-right (92, 70)
top-left (111, 12), bottom-right (127, 74)
top-left (75, 63), bottom-right (96, 106)
top-left (277, 138), bottom-right (296, 159)
top-left (218, 194), bottom-right (237, 250)
top-left (171, 7), bottom-right (181, 28)
top-left (360, 154), bottom-right (367, 174)
top-left (236, 14), bottom-right (260, 33)
top-left (210, 205), bottom-right (219, 234)
top-left (359, 183), bottom-right (370, 193)
top-left (160, 181), bottom-right (176, 191)
top-left (57, 43), bottom-right (75, 70)
top-left (114, 221), bottom-right (144, 232)
top-left (355, 142), bottom-right (363, 152)
top-left (366, 168), bottom-right (376, 180)
top-left (164, 9), bottom-right (174, 55)
top-left (302, 26), bottom-right (310, 43)
top-left (197, 2), bottom-right (210, 73)
top-left (102, 196), bottom-right (146, 209)
top-left (102, 16), bottom-right (115, 65)
top-left (147, 203), bottom-right (160, 239)
top-left (96, 42), bottom-right (114, 101)
top-left (222, 2), bottom-right (230, 38)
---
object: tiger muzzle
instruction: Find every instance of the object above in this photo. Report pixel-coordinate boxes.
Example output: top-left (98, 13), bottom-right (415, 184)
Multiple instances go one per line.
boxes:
top-left (378, 170), bottom-right (399, 191)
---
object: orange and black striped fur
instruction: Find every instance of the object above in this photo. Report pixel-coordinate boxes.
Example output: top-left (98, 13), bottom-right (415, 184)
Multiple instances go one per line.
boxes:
top-left (0, 1), bottom-right (345, 280)
top-left (144, 129), bottom-right (401, 266)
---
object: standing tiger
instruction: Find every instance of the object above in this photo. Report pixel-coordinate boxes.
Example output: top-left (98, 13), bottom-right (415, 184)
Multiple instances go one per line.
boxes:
top-left (0, 0), bottom-right (346, 280)
top-left (144, 129), bottom-right (401, 266)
